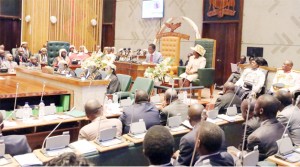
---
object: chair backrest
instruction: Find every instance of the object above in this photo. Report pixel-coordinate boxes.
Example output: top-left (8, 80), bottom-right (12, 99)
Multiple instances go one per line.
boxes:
top-left (117, 74), bottom-right (132, 92)
top-left (194, 38), bottom-right (216, 68)
top-left (47, 41), bottom-right (70, 66)
top-left (130, 77), bottom-right (154, 95)
top-left (160, 36), bottom-right (181, 66)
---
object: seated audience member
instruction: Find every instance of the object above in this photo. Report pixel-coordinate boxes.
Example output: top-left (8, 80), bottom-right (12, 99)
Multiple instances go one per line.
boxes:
top-left (0, 50), bottom-right (5, 66)
top-left (239, 99), bottom-right (260, 150)
top-left (20, 41), bottom-right (32, 59)
top-left (184, 53), bottom-right (193, 66)
top-left (104, 63), bottom-right (121, 94)
top-left (38, 48), bottom-right (48, 65)
top-left (44, 152), bottom-right (92, 166)
top-left (95, 45), bottom-right (103, 55)
top-left (226, 55), bottom-right (247, 84)
top-left (27, 56), bottom-right (39, 67)
top-left (53, 49), bottom-right (70, 67)
top-left (56, 60), bottom-right (75, 77)
top-left (0, 113), bottom-right (31, 156)
top-left (270, 60), bottom-right (300, 94)
top-left (143, 125), bottom-right (174, 166)
top-left (119, 90), bottom-right (160, 134)
top-left (69, 45), bottom-right (89, 63)
top-left (180, 44), bottom-right (206, 87)
top-left (247, 94), bottom-right (285, 161)
top-left (145, 44), bottom-right (163, 64)
top-left (215, 82), bottom-right (242, 114)
top-left (256, 57), bottom-right (268, 67)
top-left (194, 121), bottom-right (234, 166)
top-left (68, 45), bottom-right (78, 57)
top-left (14, 47), bottom-right (28, 65)
top-left (235, 58), bottom-right (266, 99)
top-left (78, 99), bottom-right (122, 141)
top-left (2, 54), bottom-right (18, 72)
top-left (275, 90), bottom-right (300, 145)
top-left (0, 44), bottom-right (4, 50)
top-left (80, 62), bottom-right (102, 80)
top-left (173, 104), bottom-right (205, 166)
top-left (160, 88), bottom-right (189, 126)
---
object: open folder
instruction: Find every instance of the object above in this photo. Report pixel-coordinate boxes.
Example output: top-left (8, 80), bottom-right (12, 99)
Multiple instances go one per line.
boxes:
top-left (231, 63), bottom-right (238, 73)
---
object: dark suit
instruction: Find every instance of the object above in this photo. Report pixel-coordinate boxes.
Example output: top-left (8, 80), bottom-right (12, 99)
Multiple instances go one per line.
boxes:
top-left (239, 116), bottom-right (260, 150)
top-left (214, 92), bottom-right (242, 114)
top-left (194, 152), bottom-right (234, 166)
top-left (3, 135), bottom-right (32, 156)
top-left (119, 102), bottom-right (160, 134)
top-left (107, 74), bottom-right (121, 94)
top-left (14, 55), bottom-right (27, 65)
top-left (247, 118), bottom-right (285, 161)
top-left (160, 100), bottom-right (189, 126)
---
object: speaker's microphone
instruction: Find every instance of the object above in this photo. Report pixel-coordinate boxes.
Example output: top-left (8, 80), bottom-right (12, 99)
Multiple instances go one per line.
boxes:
top-left (41, 106), bottom-right (76, 151)
top-left (0, 83), bottom-right (19, 126)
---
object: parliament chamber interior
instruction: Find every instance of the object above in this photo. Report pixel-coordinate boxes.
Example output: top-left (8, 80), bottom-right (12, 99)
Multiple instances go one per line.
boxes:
top-left (0, 0), bottom-right (300, 166)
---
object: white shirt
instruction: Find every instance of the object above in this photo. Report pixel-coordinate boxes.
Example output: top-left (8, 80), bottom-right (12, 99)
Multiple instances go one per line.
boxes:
top-left (186, 56), bottom-right (206, 73)
top-left (270, 70), bottom-right (300, 92)
top-left (235, 68), bottom-right (266, 93)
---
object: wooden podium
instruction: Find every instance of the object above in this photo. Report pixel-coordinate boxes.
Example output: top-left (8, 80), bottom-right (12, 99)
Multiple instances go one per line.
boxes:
top-left (114, 61), bottom-right (155, 80)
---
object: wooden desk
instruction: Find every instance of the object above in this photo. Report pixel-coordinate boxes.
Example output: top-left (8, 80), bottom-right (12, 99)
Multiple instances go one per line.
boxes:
top-left (0, 72), bottom-right (16, 76)
top-left (15, 67), bottom-right (109, 111)
top-left (267, 155), bottom-right (300, 167)
top-left (92, 140), bottom-right (130, 152)
top-left (114, 61), bottom-right (155, 80)
top-left (123, 134), bottom-right (144, 144)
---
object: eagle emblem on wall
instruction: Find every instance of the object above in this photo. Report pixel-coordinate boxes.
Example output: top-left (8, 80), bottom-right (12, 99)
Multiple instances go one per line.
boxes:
top-left (207, 0), bottom-right (236, 18)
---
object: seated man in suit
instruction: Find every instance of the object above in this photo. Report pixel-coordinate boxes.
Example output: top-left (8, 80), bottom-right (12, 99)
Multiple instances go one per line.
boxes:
top-left (215, 82), bottom-right (242, 114)
top-left (194, 121), bottom-right (234, 166)
top-left (247, 94), bottom-right (285, 161)
top-left (119, 90), bottom-right (160, 134)
top-left (239, 98), bottom-right (260, 150)
top-left (173, 103), bottom-right (205, 166)
top-left (78, 99), bottom-right (122, 141)
top-left (269, 60), bottom-right (300, 94)
top-left (80, 62), bottom-right (102, 80)
top-left (2, 54), bottom-right (18, 72)
top-left (160, 88), bottom-right (189, 126)
top-left (0, 113), bottom-right (31, 156)
top-left (14, 47), bottom-right (28, 65)
top-left (144, 44), bottom-right (163, 64)
top-left (179, 44), bottom-right (206, 87)
top-left (27, 56), bottom-right (40, 67)
top-left (275, 90), bottom-right (300, 145)
top-left (235, 58), bottom-right (266, 99)
top-left (143, 125), bottom-right (174, 166)
top-left (104, 63), bottom-right (121, 94)
top-left (56, 60), bottom-right (76, 77)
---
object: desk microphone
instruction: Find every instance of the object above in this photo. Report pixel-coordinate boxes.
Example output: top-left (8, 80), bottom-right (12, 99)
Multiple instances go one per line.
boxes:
top-left (0, 83), bottom-right (19, 126)
top-left (227, 85), bottom-right (242, 108)
top-left (129, 89), bottom-right (138, 134)
top-left (190, 122), bottom-right (201, 167)
top-left (166, 80), bottom-right (175, 127)
top-left (276, 96), bottom-right (300, 155)
top-left (97, 92), bottom-right (108, 140)
top-left (41, 106), bottom-right (76, 151)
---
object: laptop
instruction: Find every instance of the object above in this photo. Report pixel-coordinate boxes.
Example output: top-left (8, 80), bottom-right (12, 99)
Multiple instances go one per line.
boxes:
top-left (275, 137), bottom-right (300, 163)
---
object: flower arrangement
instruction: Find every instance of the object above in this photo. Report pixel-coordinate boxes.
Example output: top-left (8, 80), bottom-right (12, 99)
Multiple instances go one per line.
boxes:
top-left (144, 57), bottom-right (174, 81)
top-left (81, 52), bottom-right (107, 69)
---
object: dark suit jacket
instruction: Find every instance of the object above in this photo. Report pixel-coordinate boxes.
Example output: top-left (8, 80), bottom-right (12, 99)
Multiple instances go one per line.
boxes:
top-left (14, 55), bottom-right (27, 65)
top-left (194, 152), bottom-right (234, 166)
top-left (107, 74), bottom-right (121, 94)
top-left (3, 135), bottom-right (32, 156)
top-left (119, 102), bottom-right (160, 134)
top-left (214, 92), bottom-right (242, 114)
top-left (160, 100), bottom-right (189, 126)
top-left (247, 118), bottom-right (285, 161)
top-left (239, 116), bottom-right (260, 150)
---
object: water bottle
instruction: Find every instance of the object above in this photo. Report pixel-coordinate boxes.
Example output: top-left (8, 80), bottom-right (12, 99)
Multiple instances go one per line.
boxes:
top-left (23, 102), bottom-right (31, 122)
top-left (38, 100), bottom-right (45, 119)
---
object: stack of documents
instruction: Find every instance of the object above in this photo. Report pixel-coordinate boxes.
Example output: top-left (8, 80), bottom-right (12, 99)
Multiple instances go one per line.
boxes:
top-left (69, 140), bottom-right (98, 156)
top-left (14, 153), bottom-right (43, 166)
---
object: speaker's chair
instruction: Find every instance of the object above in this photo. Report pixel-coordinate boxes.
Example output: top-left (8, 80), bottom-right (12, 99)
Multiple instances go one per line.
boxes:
top-left (47, 41), bottom-right (70, 65)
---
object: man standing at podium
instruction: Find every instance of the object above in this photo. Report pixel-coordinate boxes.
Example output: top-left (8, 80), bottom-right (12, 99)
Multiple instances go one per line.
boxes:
top-left (145, 44), bottom-right (163, 64)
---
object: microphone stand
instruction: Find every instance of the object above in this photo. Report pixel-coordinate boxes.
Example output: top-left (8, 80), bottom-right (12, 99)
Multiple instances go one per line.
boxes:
top-left (0, 83), bottom-right (19, 126)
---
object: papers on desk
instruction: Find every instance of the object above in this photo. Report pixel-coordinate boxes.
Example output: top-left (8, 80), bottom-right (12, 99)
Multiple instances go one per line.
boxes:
top-left (14, 153), bottom-right (43, 166)
top-left (231, 63), bottom-right (238, 73)
top-left (64, 110), bottom-right (86, 118)
top-left (207, 118), bottom-right (225, 124)
top-left (217, 114), bottom-right (243, 122)
top-left (130, 133), bottom-right (146, 139)
top-left (169, 125), bottom-right (188, 132)
top-left (45, 147), bottom-right (73, 157)
top-left (69, 140), bottom-right (98, 156)
top-left (182, 120), bottom-right (193, 129)
top-left (3, 120), bottom-right (17, 127)
top-left (100, 138), bottom-right (123, 147)
top-left (0, 157), bottom-right (10, 166)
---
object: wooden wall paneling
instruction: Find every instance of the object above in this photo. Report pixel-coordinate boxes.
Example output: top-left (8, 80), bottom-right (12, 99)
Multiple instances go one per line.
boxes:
top-left (0, 18), bottom-right (21, 51)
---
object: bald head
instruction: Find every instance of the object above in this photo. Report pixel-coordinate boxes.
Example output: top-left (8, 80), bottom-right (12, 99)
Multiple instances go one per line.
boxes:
top-left (254, 94), bottom-right (280, 119)
top-left (135, 90), bottom-right (149, 103)
top-left (282, 60), bottom-right (293, 73)
top-left (6, 54), bottom-right (14, 61)
top-left (84, 99), bottom-right (102, 120)
top-left (223, 82), bottom-right (235, 93)
top-left (188, 104), bottom-right (205, 125)
top-left (165, 88), bottom-right (178, 103)
top-left (274, 90), bottom-right (293, 110)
